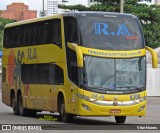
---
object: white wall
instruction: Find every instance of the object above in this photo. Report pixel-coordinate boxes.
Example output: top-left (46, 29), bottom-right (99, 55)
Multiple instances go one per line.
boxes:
top-left (147, 64), bottom-right (160, 96)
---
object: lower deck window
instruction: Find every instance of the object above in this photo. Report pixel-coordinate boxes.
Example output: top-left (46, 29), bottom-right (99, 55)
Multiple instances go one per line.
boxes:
top-left (21, 63), bottom-right (64, 85)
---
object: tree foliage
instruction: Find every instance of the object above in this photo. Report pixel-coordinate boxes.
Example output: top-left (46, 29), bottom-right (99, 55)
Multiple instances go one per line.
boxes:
top-left (59, 0), bottom-right (160, 48)
top-left (0, 18), bottom-right (16, 50)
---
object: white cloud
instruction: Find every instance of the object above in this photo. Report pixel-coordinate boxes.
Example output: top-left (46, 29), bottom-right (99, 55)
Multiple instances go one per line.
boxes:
top-left (68, 0), bottom-right (88, 6)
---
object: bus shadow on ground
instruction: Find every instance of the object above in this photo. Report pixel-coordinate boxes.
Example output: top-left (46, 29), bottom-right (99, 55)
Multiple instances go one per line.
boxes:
top-left (5, 111), bottom-right (131, 125)
top-left (36, 112), bottom-right (120, 125)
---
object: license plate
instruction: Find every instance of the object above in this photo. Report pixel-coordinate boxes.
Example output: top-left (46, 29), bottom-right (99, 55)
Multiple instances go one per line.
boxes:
top-left (109, 109), bottom-right (121, 114)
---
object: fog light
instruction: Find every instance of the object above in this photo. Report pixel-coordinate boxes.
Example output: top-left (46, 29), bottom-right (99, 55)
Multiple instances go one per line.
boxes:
top-left (138, 105), bottom-right (145, 112)
top-left (81, 104), bottom-right (91, 111)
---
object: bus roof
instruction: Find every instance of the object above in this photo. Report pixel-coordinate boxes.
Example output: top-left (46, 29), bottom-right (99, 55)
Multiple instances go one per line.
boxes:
top-left (62, 11), bottom-right (136, 17)
top-left (5, 14), bottom-right (62, 28)
top-left (5, 11), bottom-right (137, 28)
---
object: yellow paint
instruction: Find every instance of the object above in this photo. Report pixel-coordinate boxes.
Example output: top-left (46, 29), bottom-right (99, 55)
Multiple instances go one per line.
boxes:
top-left (1, 14), bottom-right (150, 119)
top-left (76, 90), bottom-right (147, 116)
top-left (5, 14), bottom-right (63, 28)
top-left (80, 46), bottom-right (146, 58)
top-left (67, 43), bottom-right (146, 67)
top-left (78, 98), bottom-right (146, 116)
top-left (145, 46), bottom-right (158, 68)
top-left (67, 43), bottom-right (83, 67)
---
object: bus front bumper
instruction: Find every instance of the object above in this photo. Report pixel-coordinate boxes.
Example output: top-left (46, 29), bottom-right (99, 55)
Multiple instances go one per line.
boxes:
top-left (77, 97), bottom-right (147, 116)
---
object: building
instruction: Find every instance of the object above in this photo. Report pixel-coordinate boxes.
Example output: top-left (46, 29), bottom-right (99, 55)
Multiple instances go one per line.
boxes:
top-left (0, 3), bottom-right (37, 21)
top-left (47, 0), bottom-right (68, 15)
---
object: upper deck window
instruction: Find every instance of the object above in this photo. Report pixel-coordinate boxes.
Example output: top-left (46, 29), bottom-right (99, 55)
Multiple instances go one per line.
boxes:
top-left (79, 14), bottom-right (144, 50)
top-left (4, 19), bottom-right (62, 48)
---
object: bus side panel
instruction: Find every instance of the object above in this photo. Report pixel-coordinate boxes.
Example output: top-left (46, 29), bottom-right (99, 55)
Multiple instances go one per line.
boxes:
top-left (2, 65), bottom-right (10, 107)
top-left (2, 48), bottom-right (17, 107)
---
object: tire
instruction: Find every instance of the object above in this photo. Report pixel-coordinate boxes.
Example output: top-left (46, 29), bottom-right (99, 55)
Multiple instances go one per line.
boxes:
top-left (18, 93), bottom-right (28, 116)
top-left (28, 110), bottom-right (37, 117)
top-left (60, 99), bottom-right (73, 123)
top-left (115, 116), bottom-right (126, 124)
top-left (11, 94), bottom-right (19, 115)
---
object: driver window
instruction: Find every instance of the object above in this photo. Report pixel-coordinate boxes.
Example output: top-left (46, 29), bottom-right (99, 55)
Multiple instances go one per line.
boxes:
top-left (64, 17), bottom-right (78, 85)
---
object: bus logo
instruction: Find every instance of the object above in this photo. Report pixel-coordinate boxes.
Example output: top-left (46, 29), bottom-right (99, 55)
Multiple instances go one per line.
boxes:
top-left (95, 23), bottom-right (132, 37)
top-left (113, 97), bottom-right (118, 106)
top-left (95, 23), bottom-right (109, 35)
top-left (130, 94), bottom-right (140, 101)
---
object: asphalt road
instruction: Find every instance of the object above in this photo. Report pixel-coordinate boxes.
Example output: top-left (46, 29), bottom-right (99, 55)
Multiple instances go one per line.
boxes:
top-left (0, 89), bottom-right (160, 133)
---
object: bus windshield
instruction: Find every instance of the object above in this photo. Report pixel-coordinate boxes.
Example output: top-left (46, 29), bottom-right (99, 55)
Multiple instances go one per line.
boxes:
top-left (79, 14), bottom-right (144, 50)
top-left (83, 56), bottom-right (146, 92)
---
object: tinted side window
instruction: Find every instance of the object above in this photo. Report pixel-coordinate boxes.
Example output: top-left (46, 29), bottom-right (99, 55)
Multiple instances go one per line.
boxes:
top-left (21, 63), bottom-right (64, 85)
top-left (39, 64), bottom-right (50, 84)
top-left (4, 29), bottom-right (9, 48)
top-left (70, 61), bottom-right (78, 85)
top-left (36, 22), bottom-right (43, 45)
top-left (2, 67), bottom-right (6, 82)
top-left (4, 19), bottom-right (62, 48)
top-left (64, 17), bottom-right (77, 43)
top-left (23, 26), bottom-right (28, 46)
top-left (55, 65), bottom-right (64, 85)
top-left (43, 22), bottom-right (49, 44)
top-left (21, 64), bottom-right (30, 84)
top-left (49, 19), bottom-right (62, 46)
top-left (11, 28), bottom-right (16, 48)
top-left (31, 64), bottom-right (39, 84)
top-left (64, 17), bottom-right (78, 86)
top-left (15, 27), bottom-right (22, 47)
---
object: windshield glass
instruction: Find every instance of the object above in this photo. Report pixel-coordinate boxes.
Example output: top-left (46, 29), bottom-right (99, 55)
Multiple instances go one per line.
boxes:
top-left (79, 14), bottom-right (144, 50)
top-left (84, 56), bottom-right (146, 91)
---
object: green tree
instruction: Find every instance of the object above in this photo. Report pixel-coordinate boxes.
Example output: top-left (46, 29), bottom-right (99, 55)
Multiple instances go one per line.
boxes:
top-left (0, 18), bottom-right (16, 50)
top-left (58, 0), bottom-right (160, 48)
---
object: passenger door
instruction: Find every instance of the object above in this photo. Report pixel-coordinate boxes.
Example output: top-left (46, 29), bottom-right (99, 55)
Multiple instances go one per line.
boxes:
top-left (63, 16), bottom-right (79, 113)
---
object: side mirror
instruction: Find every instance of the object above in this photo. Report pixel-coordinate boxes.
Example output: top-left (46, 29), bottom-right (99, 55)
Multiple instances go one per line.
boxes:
top-left (67, 43), bottom-right (83, 67)
top-left (145, 46), bottom-right (158, 68)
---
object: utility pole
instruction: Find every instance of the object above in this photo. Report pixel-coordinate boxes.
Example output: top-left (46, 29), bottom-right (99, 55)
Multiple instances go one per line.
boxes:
top-left (120, 0), bottom-right (124, 13)
top-left (87, 0), bottom-right (91, 7)
top-left (42, 0), bottom-right (45, 16)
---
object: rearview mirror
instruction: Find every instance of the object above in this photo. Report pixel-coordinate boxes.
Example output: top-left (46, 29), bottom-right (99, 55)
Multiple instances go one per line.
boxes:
top-left (145, 46), bottom-right (158, 68)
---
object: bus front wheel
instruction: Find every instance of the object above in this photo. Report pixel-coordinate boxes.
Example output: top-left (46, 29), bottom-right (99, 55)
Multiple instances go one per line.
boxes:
top-left (60, 99), bottom-right (73, 123)
top-left (115, 116), bottom-right (126, 124)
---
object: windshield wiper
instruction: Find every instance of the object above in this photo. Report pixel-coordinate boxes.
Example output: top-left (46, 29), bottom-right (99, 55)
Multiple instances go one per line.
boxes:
top-left (117, 86), bottom-right (142, 91)
top-left (133, 87), bottom-right (143, 91)
top-left (83, 85), bottom-right (111, 90)
top-left (84, 84), bottom-right (144, 92)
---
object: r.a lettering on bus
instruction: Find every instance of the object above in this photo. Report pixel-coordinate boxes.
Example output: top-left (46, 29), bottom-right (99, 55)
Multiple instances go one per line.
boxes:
top-left (95, 23), bottom-right (138, 40)
top-left (28, 48), bottom-right (37, 60)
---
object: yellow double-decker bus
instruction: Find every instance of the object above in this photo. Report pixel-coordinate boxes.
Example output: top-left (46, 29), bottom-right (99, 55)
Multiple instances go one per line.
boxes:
top-left (2, 12), bottom-right (158, 123)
